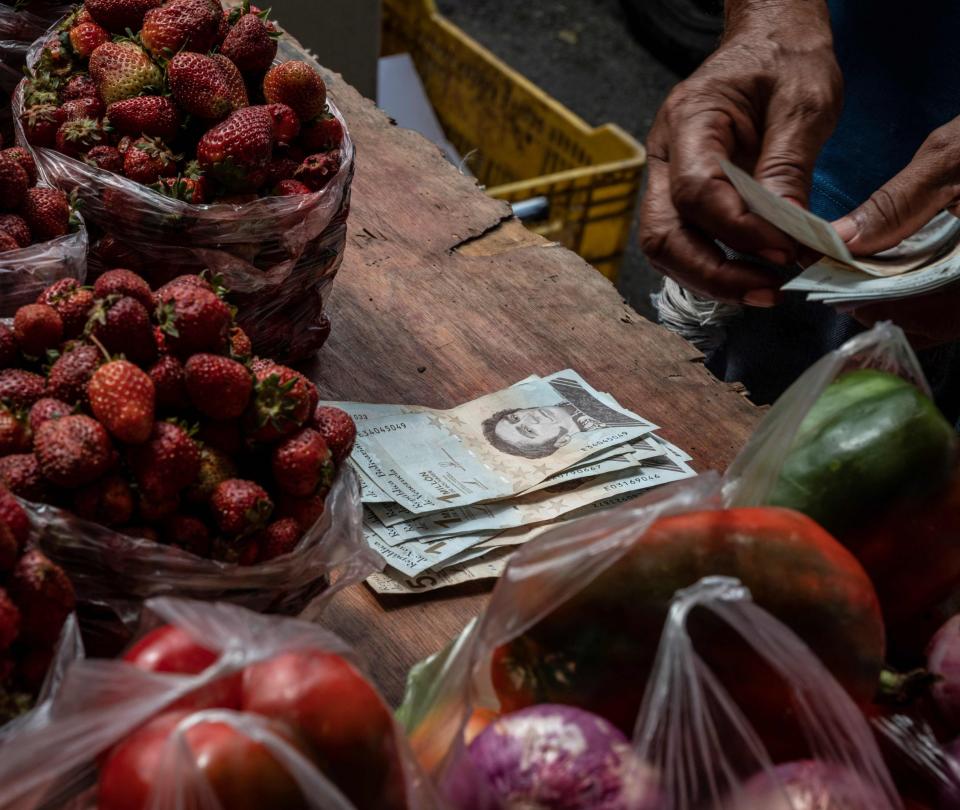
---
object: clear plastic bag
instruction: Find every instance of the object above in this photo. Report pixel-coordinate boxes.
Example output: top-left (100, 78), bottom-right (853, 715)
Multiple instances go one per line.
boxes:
top-left (0, 596), bottom-right (442, 810)
top-left (25, 465), bottom-right (380, 639)
top-left (14, 32), bottom-right (354, 363)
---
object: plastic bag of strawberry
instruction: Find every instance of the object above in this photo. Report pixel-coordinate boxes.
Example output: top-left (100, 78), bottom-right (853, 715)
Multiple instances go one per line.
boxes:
top-left (0, 595), bottom-right (443, 810)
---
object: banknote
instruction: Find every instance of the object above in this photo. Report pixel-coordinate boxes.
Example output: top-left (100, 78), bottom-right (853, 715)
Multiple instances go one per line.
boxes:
top-left (366, 547), bottom-right (514, 595)
top-left (351, 370), bottom-right (658, 514)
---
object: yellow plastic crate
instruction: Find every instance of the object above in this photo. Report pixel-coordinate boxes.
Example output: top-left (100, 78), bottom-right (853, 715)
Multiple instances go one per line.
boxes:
top-left (381, 0), bottom-right (646, 280)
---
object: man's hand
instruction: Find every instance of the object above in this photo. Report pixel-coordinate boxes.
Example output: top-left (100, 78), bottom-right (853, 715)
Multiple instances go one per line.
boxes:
top-left (639, 0), bottom-right (842, 306)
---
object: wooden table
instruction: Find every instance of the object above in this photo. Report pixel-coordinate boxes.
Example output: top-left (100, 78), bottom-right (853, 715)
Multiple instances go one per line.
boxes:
top-left (302, 58), bottom-right (762, 706)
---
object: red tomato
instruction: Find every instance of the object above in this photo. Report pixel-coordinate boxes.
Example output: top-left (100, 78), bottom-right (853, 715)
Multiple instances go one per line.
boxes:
top-left (97, 710), bottom-right (308, 810)
top-left (123, 625), bottom-right (242, 710)
top-left (242, 650), bottom-right (409, 810)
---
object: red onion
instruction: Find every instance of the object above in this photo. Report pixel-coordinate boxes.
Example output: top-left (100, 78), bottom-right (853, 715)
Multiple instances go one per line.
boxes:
top-left (929, 616), bottom-right (960, 735)
top-left (729, 761), bottom-right (891, 810)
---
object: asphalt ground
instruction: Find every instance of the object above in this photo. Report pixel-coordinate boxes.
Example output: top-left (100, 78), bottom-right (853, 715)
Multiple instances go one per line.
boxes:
top-left (437, 0), bottom-right (683, 318)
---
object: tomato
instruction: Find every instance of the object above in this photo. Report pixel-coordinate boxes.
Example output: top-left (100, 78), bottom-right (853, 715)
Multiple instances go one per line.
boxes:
top-left (123, 625), bottom-right (242, 710)
top-left (97, 710), bottom-right (308, 810)
top-left (242, 650), bottom-right (408, 810)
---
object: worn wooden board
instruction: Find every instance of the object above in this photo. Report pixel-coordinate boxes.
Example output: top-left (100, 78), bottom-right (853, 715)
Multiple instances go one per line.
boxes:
top-left (281, 44), bottom-right (762, 704)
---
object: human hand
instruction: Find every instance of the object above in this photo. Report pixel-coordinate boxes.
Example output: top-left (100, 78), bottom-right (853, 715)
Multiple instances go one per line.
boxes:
top-left (639, 1), bottom-right (842, 306)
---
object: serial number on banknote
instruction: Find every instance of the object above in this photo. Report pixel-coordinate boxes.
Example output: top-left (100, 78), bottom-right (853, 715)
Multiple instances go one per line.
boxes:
top-left (358, 423), bottom-right (408, 438)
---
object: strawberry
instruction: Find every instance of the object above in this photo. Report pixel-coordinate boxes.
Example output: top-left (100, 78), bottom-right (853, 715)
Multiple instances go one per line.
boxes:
top-left (245, 362), bottom-right (314, 443)
top-left (184, 443), bottom-right (235, 504)
top-left (228, 326), bottom-right (252, 359)
top-left (88, 41), bottom-right (163, 105)
top-left (266, 102), bottom-right (299, 145)
top-left (220, 12), bottom-right (277, 75)
top-left (106, 96), bottom-right (180, 141)
top-left (0, 233), bottom-right (20, 252)
top-left (68, 21), bottom-right (110, 59)
top-left (258, 517), bottom-right (302, 561)
top-left (0, 403), bottom-right (30, 455)
top-left (0, 369), bottom-right (46, 409)
top-left (155, 273), bottom-right (213, 296)
top-left (13, 304), bottom-right (62, 358)
top-left (138, 491), bottom-right (179, 521)
top-left (19, 188), bottom-right (71, 241)
top-left (271, 427), bottom-right (332, 497)
top-left (153, 175), bottom-right (208, 204)
top-left (8, 549), bottom-right (76, 646)
top-left (0, 522), bottom-right (16, 575)
top-left (88, 359), bottom-right (155, 444)
top-left (0, 454), bottom-right (48, 501)
top-left (274, 489), bottom-right (326, 532)
top-left (59, 96), bottom-right (106, 122)
top-left (35, 413), bottom-right (114, 487)
top-left (85, 0), bottom-right (163, 34)
top-left (196, 106), bottom-right (273, 190)
top-left (0, 148), bottom-right (37, 186)
top-left (141, 0), bottom-right (221, 57)
top-left (0, 486), bottom-right (29, 550)
top-left (167, 51), bottom-right (248, 121)
top-left (148, 355), bottom-right (188, 412)
top-left (28, 398), bottom-right (72, 433)
top-left (128, 420), bottom-right (200, 500)
top-left (123, 136), bottom-right (179, 185)
top-left (293, 150), bottom-right (341, 191)
top-left (55, 117), bottom-right (108, 158)
top-left (0, 159), bottom-right (28, 211)
top-left (93, 269), bottom-right (152, 311)
top-left (312, 406), bottom-right (355, 464)
top-left (265, 156), bottom-right (298, 185)
top-left (263, 61), bottom-right (326, 122)
top-left (0, 590), bottom-right (19, 651)
top-left (93, 234), bottom-right (144, 271)
top-left (0, 215), bottom-right (31, 248)
top-left (83, 144), bottom-right (124, 173)
top-left (0, 325), bottom-right (15, 368)
top-left (273, 179), bottom-right (311, 197)
top-left (60, 73), bottom-right (100, 103)
top-left (86, 296), bottom-right (157, 366)
top-left (184, 354), bottom-right (252, 420)
top-left (36, 35), bottom-right (75, 78)
top-left (48, 344), bottom-right (101, 405)
top-left (210, 478), bottom-right (272, 536)
top-left (163, 513), bottom-right (210, 556)
top-left (20, 104), bottom-right (66, 148)
top-left (72, 472), bottom-right (134, 526)
top-left (299, 114), bottom-right (342, 152)
top-left (155, 284), bottom-right (231, 357)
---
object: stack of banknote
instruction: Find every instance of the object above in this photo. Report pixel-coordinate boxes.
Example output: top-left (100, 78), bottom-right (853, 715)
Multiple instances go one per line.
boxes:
top-left (321, 371), bottom-right (696, 595)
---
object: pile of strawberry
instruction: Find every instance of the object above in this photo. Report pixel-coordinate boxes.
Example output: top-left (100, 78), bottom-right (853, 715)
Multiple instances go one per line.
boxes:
top-left (0, 267), bottom-right (357, 565)
top-left (0, 145), bottom-right (75, 252)
top-left (0, 487), bottom-right (76, 722)
top-left (19, 0), bottom-right (344, 202)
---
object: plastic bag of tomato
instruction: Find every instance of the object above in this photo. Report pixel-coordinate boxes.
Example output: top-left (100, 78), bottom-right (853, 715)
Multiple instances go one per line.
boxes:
top-left (0, 597), bottom-right (443, 810)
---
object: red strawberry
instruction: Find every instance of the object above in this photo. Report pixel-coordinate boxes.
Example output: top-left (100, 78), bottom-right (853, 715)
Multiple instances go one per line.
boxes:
top-left (266, 103), bottom-right (299, 145)
top-left (0, 454), bottom-right (48, 501)
top-left (83, 144), bottom-right (124, 173)
top-left (48, 344), bottom-right (101, 405)
top-left (28, 398), bottom-right (72, 433)
top-left (184, 354), bottom-right (252, 420)
top-left (55, 117), bottom-right (108, 158)
top-left (35, 413), bottom-right (114, 487)
top-left (20, 104), bottom-right (66, 148)
top-left (86, 296), bottom-right (157, 366)
top-left (8, 549), bottom-right (76, 646)
top-left (274, 489), bottom-right (326, 532)
top-left (93, 269), bottom-right (154, 311)
top-left (0, 233), bottom-right (20, 252)
top-left (228, 326), bottom-right (252, 359)
top-left (148, 355), bottom-right (188, 412)
top-left (123, 136), bottom-right (179, 185)
top-left (128, 420), bottom-right (200, 500)
top-left (0, 325), bottom-right (14, 368)
top-left (271, 427), bottom-right (333, 497)
top-left (167, 51), bottom-right (248, 121)
top-left (155, 273), bottom-right (213, 296)
top-left (141, 0), bottom-right (221, 57)
top-left (299, 114), bottom-right (343, 152)
top-left (163, 513), bottom-right (211, 556)
top-left (210, 478), bottom-right (272, 536)
top-left (0, 403), bottom-right (30, 455)
top-left (0, 214), bottom-right (31, 248)
top-left (0, 159), bottom-right (28, 211)
top-left (88, 360), bottom-right (155, 444)
top-left (312, 406), bottom-right (355, 464)
top-left (184, 443), bottom-right (236, 504)
top-left (88, 41), bottom-right (163, 105)
top-left (0, 369), bottom-right (46, 408)
top-left (258, 517), bottom-right (302, 561)
top-left (60, 73), bottom-right (100, 103)
top-left (196, 106), bottom-right (273, 191)
top-left (93, 234), bottom-right (144, 271)
top-left (221, 13), bottom-right (277, 75)
top-left (72, 472), bottom-right (134, 526)
top-left (272, 179), bottom-right (311, 197)
top-left (0, 590), bottom-right (19, 651)
top-left (13, 304), bottom-right (62, 357)
top-left (154, 175), bottom-right (208, 204)
top-left (59, 96), bottom-right (106, 122)
top-left (19, 188), bottom-right (71, 241)
top-left (245, 362), bottom-right (314, 443)
top-left (0, 485), bottom-right (29, 550)
top-left (138, 491), bottom-right (179, 521)
top-left (293, 150), bottom-right (341, 191)
top-left (106, 96), bottom-right (180, 141)
top-left (263, 61), bottom-right (327, 122)
top-left (155, 284), bottom-right (231, 357)
top-left (265, 156), bottom-right (298, 185)
top-left (85, 0), bottom-right (163, 34)
top-left (69, 21), bottom-right (110, 58)
top-left (0, 148), bottom-right (37, 186)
